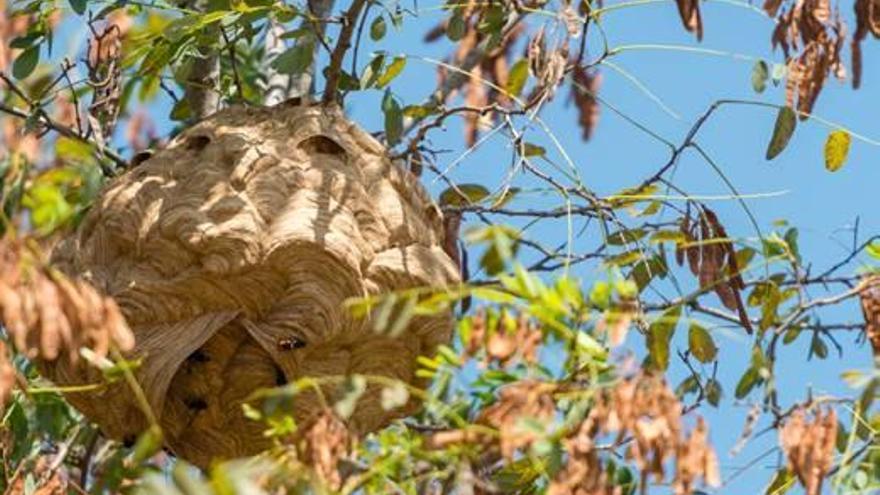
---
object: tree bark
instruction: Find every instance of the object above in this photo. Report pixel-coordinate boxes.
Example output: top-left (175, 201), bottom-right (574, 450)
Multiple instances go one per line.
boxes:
top-left (183, 0), bottom-right (221, 119)
top-left (263, 0), bottom-right (336, 105)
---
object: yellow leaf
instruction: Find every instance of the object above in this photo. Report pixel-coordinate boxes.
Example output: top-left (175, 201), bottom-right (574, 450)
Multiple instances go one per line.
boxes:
top-left (824, 129), bottom-right (851, 172)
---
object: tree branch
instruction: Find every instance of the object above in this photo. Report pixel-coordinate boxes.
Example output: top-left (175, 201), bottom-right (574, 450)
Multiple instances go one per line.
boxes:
top-left (183, 0), bottom-right (220, 119)
top-left (0, 86), bottom-right (126, 173)
top-left (322, 0), bottom-right (368, 104)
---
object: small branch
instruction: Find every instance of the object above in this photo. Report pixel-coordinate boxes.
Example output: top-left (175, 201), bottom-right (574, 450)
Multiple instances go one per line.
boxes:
top-left (221, 27), bottom-right (245, 102)
top-left (322, 0), bottom-right (369, 104)
top-left (0, 86), bottom-right (126, 172)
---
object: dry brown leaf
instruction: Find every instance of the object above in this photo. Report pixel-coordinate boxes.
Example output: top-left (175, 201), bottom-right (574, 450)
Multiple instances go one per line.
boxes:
top-left (570, 66), bottom-right (601, 140)
top-left (479, 380), bottom-right (556, 459)
top-left (560, 4), bottom-right (581, 37)
top-left (551, 373), bottom-right (719, 494)
top-left (780, 407), bottom-right (837, 495)
top-left (859, 275), bottom-right (880, 360)
top-left (298, 412), bottom-right (353, 490)
top-left (675, 0), bottom-right (703, 40)
top-left (0, 241), bottom-right (134, 363)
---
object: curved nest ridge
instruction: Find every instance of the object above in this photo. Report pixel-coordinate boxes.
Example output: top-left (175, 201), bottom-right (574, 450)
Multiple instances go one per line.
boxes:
top-left (42, 103), bottom-right (460, 467)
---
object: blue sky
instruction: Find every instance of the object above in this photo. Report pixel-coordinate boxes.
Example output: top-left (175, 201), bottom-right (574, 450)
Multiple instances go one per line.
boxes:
top-left (51, 1), bottom-right (880, 492)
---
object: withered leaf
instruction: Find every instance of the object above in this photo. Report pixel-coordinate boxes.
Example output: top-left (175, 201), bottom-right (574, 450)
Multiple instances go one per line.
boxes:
top-left (823, 129), bottom-right (851, 172)
top-left (675, 0), bottom-right (703, 40)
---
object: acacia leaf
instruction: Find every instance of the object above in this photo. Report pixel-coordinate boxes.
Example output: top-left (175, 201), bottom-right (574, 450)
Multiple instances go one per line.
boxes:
top-left (439, 184), bottom-right (490, 206)
top-left (765, 106), bottom-right (796, 160)
top-left (824, 129), bottom-right (851, 172)
top-left (688, 323), bottom-right (717, 363)
top-left (12, 45), bottom-right (39, 80)
top-left (506, 59), bottom-right (529, 97)
top-left (752, 60), bottom-right (768, 93)
top-left (370, 15), bottom-right (387, 41)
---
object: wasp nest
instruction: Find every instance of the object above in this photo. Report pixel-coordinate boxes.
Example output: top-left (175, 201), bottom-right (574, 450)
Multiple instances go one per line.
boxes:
top-left (41, 103), bottom-right (460, 468)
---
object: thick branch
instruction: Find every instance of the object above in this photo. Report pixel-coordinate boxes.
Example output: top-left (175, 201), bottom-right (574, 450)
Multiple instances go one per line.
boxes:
top-left (183, 0), bottom-right (220, 119)
top-left (322, 0), bottom-right (368, 104)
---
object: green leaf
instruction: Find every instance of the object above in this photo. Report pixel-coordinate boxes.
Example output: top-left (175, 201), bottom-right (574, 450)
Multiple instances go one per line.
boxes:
top-left (811, 334), bottom-right (828, 359)
top-left (403, 103), bottom-right (439, 119)
top-left (676, 375), bottom-right (700, 397)
top-left (12, 45), bottom-right (39, 80)
top-left (130, 425), bottom-right (163, 465)
top-left (171, 461), bottom-right (213, 495)
top-left (867, 241), bottom-right (880, 260)
top-left (55, 137), bottom-right (93, 162)
top-left (824, 129), bottom-right (851, 172)
top-left (169, 98), bottom-right (192, 121)
top-left (506, 59), bottom-right (529, 97)
top-left (382, 90), bottom-right (403, 145)
top-left (752, 60), bottom-right (769, 93)
top-left (271, 42), bottom-right (314, 75)
top-left (69, 0), bottom-right (87, 15)
top-left (705, 379), bottom-right (722, 407)
top-left (589, 281), bottom-right (611, 309)
top-left (764, 467), bottom-right (795, 495)
top-left (376, 56), bottom-right (406, 88)
top-left (606, 228), bottom-right (647, 246)
top-left (735, 367), bottom-right (761, 399)
top-left (447, 12), bottom-right (466, 41)
top-left (688, 323), bottom-right (718, 363)
top-left (439, 183), bottom-right (490, 206)
top-left (370, 15), bottom-right (387, 41)
top-left (647, 305), bottom-right (681, 371)
top-left (765, 106), bottom-right (797, 160)
top-left (521, 142), bottom-right (545, 157)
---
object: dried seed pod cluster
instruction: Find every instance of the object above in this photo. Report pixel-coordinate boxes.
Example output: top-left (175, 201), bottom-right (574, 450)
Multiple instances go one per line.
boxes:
top-left (859, 274), bottom-right (880, 359)
top-left (779, 406), bottom-right (838, 495)
top-left (43, 103), bottom-right (460, 468)
top-left (0, 241), bottom-right (133, 363)
top-left (675, 205), bottom-right (752, 333)
top-left (550, 374), bottom-right (720, 495)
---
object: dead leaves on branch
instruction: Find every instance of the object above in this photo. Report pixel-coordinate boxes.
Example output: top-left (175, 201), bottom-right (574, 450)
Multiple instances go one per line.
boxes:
top-left (859, 275), bottom-right (880, 360)
top-left (86, 18), bottom-right (126, 149)
top-left (425, 2), bottom-right (602, 146)
top-left (0, 240), bottom-right (134, 364)
top-left (853, 0), bottom-right (880, 88)
top-left (768, 0), bottom-right (847, 115)
top-left (426, 2), bottom-right (525, 146)
top-left (424, 374), bottom-right (719, 495)
top-left (296, 412), bottom-right (354, 491)
top-left (570, 65), bottom-right (602, 140)
top-left (675, 205), bottom-right (752, 333)
top-left (462, 309), bottom-right (542, 367)
top-left (550, 373), bottom-right (719, 495)
top-left (779, 406), bottom-right (837, 495)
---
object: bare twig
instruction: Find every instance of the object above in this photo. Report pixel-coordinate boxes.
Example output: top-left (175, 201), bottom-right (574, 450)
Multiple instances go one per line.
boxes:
top-left (0, 77), bottom-right (126, 172)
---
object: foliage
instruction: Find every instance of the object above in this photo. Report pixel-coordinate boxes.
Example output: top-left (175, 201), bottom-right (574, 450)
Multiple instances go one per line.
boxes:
top-left (0, 0), bottom-right (879, 494)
